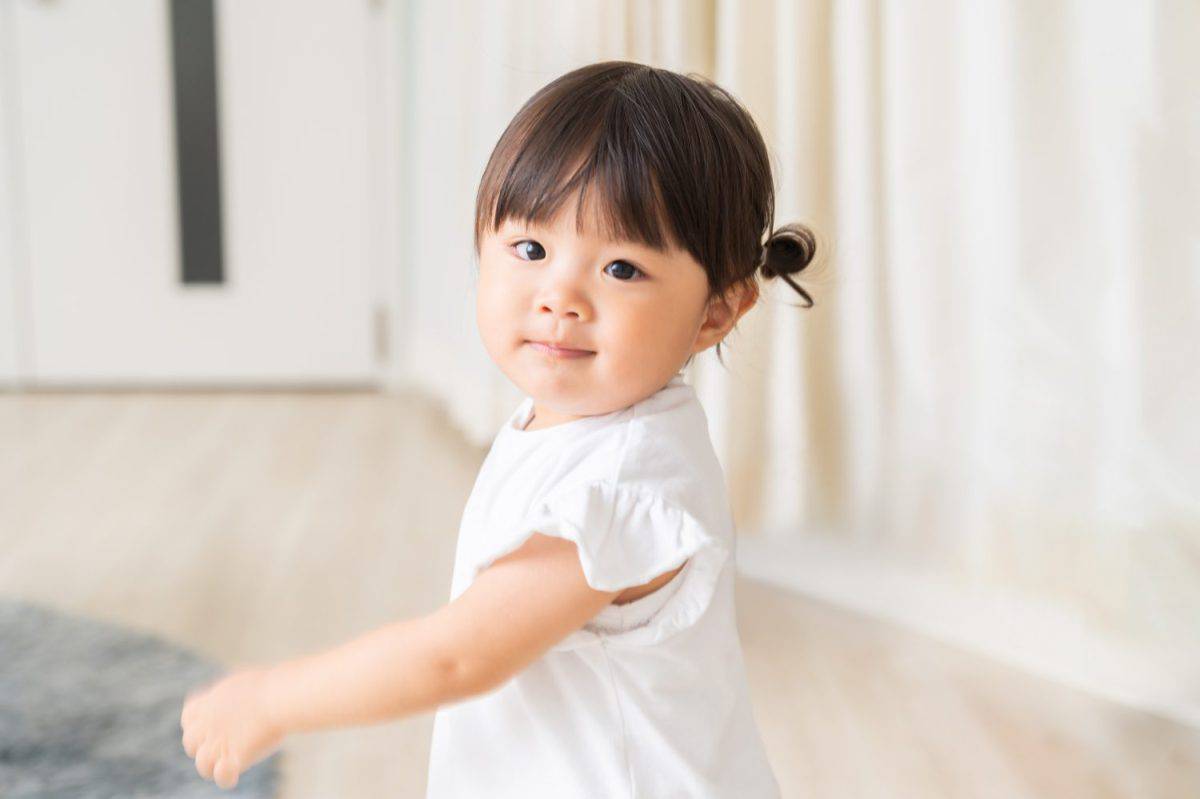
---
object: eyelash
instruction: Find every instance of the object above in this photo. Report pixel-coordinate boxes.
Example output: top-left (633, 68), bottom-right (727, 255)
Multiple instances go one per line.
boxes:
top-left (509, 239), bottom-right (646, 282)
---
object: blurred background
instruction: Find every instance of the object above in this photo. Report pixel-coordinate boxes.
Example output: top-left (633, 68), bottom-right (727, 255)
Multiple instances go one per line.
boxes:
top-left (2, 1), bottom-right (1199, 797)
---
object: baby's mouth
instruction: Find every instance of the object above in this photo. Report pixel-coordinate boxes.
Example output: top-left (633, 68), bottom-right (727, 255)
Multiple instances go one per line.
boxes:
top-left (525, 340), bottom-right (596, 359)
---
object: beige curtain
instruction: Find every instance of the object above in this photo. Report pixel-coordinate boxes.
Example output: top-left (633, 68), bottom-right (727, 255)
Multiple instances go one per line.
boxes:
top-left (385, 0), bottom-right (1200, 717)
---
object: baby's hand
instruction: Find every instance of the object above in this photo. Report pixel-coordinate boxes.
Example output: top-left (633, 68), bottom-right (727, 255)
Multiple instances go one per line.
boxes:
top-left (181, 665), bottom-right (285, 789)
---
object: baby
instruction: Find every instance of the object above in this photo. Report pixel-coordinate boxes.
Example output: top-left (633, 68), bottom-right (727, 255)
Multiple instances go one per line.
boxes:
top-left (181, 60), bottom-right (815, 797)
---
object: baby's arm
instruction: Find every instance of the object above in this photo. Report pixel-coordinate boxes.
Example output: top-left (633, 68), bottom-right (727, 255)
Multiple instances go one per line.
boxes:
top-left (182, 532), bottom-right (623, 787)
top-left (436, 532), bottom-right (625, 694)
top-left (266, 532), bottom-right (621, 729)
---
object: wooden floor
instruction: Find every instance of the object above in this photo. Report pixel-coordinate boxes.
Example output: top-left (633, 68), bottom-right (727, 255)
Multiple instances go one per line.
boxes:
top-left (2, 390), bottom-right (1197, 798)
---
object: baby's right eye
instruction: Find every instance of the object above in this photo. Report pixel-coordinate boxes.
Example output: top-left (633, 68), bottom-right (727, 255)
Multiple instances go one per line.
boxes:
top-left (512, 240), bottom-right (546, 261)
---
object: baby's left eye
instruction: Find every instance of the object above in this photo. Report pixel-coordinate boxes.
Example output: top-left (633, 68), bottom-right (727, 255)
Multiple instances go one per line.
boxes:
top-left (604, 261), bottom-right (643, 281)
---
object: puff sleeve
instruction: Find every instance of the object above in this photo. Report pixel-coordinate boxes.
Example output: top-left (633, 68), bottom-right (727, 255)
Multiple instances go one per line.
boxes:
top-left (467, 481), bottom-right (731, 650)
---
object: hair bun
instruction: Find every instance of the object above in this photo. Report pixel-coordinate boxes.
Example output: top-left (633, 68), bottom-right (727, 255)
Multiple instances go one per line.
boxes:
top-left (761, 223), bottom-right (815, 277)
top-left (759, 223), bottom-right (817, 307)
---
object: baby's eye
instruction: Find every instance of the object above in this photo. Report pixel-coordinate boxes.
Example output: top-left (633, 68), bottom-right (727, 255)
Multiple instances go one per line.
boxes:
top-left (512, 240), bottom-right (546, 261)
top-left (604, 260), bottom-right (644, 281)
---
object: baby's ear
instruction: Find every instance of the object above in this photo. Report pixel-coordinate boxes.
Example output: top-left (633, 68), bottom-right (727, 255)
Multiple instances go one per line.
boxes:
top-left (694, 281), bottom-right (759, 351)
top-left (732, 280), bottom-right (760, 317)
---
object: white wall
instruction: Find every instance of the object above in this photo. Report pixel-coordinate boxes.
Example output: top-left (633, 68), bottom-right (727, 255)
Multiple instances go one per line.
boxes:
top-left (0, 1), bottom-right (28, 386)
top-left (0, 0), bottom-right (380, 387)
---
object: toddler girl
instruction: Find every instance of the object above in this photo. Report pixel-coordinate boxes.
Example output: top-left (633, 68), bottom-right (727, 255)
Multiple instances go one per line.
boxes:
top-left (181, 60), bottom-right (815, 797)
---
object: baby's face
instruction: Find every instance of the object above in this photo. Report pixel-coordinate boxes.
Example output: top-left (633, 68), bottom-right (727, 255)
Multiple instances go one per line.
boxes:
top-left (476, 195), bottom-right (712, 425)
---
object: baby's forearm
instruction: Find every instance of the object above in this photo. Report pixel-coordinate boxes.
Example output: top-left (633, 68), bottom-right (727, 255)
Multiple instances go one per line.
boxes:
top-left (263, 612), bottom-right (467, 734)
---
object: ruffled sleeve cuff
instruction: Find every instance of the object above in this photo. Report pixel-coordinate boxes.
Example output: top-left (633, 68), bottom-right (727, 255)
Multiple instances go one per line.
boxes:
top-left (468, 482), bottom-right (730, 650)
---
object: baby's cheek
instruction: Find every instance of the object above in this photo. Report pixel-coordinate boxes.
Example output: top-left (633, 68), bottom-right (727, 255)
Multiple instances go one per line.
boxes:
top-left (627, 310), bottom-right (684, 362)
top-left (474, 287), bottom-right (509, 352)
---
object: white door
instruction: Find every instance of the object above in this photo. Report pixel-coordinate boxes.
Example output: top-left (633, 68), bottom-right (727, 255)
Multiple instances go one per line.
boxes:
top-left (1, 0), bottom-right (381, 386)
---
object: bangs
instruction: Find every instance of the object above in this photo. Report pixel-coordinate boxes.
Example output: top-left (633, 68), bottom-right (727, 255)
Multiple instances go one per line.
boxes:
top-left (474, 82), bottom-right (682, 255)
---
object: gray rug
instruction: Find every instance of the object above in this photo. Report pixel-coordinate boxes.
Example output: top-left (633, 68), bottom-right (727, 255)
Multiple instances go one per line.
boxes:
top-left (0, 598), bottom-right (281, 798)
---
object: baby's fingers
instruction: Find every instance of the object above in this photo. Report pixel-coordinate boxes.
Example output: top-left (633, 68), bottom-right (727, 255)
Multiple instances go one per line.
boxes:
top-left (181, 689), bottom-right (208, 732)
top-left (182, 723), bottom-right (203, 758)
top-left (194, 739), bottom-right (219, 781)
top-left (213, 744), bottom-right (242, 790)
top-left (180, 715), bottom-right (208, 758)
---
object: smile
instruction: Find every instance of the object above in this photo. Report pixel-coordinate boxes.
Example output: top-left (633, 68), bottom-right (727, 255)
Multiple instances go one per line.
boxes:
top-left (526, 340), bottom-right (595, 359)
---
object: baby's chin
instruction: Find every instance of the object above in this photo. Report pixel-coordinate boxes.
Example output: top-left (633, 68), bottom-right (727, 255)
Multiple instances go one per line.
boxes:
top-left (511, 369), bottom-right (625, 418)
top-left (522, 382), bottom-right (611, 418)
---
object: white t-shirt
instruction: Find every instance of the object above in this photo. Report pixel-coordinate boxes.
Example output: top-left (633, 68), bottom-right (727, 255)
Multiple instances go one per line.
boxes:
top-left (425, 373), bottom-right (781, 798)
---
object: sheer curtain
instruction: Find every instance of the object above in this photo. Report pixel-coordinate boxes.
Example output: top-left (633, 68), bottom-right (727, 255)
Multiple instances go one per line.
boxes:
top-left (382, 0), bottom-right (1200, 722)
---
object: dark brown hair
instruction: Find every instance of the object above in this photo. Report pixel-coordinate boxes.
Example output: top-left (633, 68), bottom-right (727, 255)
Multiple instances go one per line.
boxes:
top-left (473, 60), bottom-right (817, 367)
